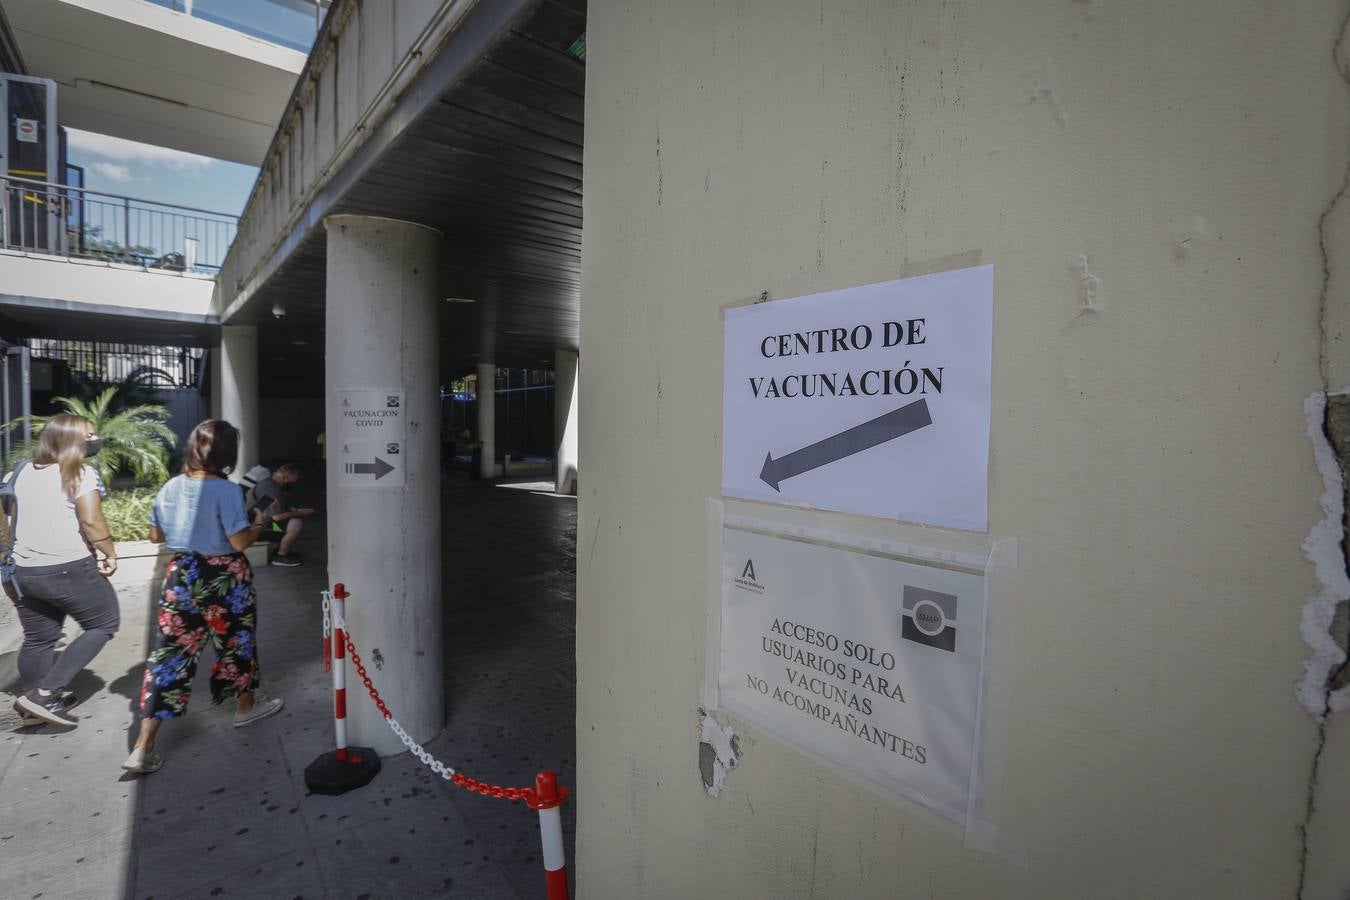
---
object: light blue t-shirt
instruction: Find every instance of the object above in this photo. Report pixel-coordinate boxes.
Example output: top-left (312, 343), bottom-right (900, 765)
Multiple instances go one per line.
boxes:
top-left (149, 475), bottom-right (249, 556)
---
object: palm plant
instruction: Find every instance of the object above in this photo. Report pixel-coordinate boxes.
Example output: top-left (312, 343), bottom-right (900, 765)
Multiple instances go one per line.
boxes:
top-left (2, 387), bottom-right (176, 484)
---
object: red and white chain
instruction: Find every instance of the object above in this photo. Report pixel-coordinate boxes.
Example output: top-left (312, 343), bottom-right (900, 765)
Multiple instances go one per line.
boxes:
top-left (321, 594), bottom-right (332, 672)
top-left (332, 607), bottom-right (537, 804)
top-left (386, 715), bottom-right (455, 779)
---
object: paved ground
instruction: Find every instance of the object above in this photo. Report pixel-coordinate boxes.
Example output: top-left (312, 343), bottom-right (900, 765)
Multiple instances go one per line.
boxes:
top-left (0, 474), bottom-right (576, 900)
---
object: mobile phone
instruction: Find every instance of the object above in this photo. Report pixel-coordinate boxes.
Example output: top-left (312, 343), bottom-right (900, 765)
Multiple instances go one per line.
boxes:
top-left (248, 495), bottom-right (278, 519)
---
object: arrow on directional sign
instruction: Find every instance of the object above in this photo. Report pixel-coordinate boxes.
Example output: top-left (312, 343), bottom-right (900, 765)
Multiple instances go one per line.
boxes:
top-left (759, 398), bottom-right (933, 491)
top-left (345, 457), bottom-right (396, 480)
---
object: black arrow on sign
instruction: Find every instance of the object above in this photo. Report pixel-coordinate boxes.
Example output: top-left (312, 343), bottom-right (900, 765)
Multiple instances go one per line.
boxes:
top-left (345, 457), bottom-right (396, 480)
top-left (759, 398), bottom-right (933, 491)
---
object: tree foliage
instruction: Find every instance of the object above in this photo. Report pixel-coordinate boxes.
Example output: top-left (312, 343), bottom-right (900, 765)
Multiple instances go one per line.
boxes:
top-left (80, 224), bottom-right (156, 263)
top-left (2, 387), bottom-right (175, 484)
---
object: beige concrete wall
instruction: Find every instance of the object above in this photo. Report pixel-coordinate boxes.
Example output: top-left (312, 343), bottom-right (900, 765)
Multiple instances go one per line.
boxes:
top-left (577, 1), bottom-right (1350, 897)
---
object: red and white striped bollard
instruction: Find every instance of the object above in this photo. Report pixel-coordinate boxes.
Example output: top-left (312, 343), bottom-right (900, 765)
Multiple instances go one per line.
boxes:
top-left (532, 770), bottom-right (570, 900)
top-left (303, 583), bottom-right (381, 794)
top-left (331, 583), bottom-right (350, 760)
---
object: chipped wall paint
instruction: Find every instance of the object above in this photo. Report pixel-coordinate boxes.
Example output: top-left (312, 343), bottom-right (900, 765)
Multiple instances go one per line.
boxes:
top-left (697, 708), bottom-right (740, 797)
top-left (1073, 254), bottom-right (1102, 315)
top-left (1301, 389), bottom-right (1350, 717)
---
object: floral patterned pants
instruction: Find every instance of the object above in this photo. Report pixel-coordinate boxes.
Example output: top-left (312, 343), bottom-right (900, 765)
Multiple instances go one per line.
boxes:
top-left (139, 552), bottom-right (260, 719)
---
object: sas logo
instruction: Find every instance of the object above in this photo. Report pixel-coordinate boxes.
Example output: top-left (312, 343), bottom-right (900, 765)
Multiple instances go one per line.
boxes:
top-left (732, 559), bottom-right (765, 594)
top-left (901, 585), bottom-right (956, 652)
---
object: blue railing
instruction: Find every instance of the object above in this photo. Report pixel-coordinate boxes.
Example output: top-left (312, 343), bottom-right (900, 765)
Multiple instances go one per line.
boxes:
top-left (1, 176), bottom-right (238, 274)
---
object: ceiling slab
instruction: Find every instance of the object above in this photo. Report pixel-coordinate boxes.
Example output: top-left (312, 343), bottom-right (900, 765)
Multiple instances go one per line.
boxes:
top-left (234, 0), bottom-right (585, 396)
top-left (0, 295), bottom-right (217, 346)
top-left (4, 0), bottom-right (304, 165)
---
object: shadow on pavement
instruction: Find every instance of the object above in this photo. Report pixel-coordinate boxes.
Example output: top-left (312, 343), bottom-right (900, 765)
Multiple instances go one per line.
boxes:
top-left (116, 473), bottom-right (577, 899)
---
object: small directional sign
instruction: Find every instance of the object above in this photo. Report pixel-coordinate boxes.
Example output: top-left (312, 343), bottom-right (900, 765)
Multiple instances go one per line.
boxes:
top-left (344, 457), bottom-right (396, 480)
top-left (335, 388), bottom-right (406, 488)
top-left (723, 265), bottom-right (992, 530)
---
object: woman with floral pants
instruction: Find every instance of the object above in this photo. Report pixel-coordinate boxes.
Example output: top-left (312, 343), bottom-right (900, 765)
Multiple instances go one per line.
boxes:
top-left (141, 552), bottom-right (259, 716)
top-left (123, 420), bottom-right (284, 774)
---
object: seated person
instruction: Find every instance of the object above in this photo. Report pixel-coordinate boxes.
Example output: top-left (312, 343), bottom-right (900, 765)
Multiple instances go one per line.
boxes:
top-left (245, 464), bottom-right (314, 567)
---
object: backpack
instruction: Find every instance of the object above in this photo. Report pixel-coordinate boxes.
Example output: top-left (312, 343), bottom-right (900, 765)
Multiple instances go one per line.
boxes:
top-left (240, 464), bottom-right (271, 492)
top-left (0, 461), bottom-right (30, 597)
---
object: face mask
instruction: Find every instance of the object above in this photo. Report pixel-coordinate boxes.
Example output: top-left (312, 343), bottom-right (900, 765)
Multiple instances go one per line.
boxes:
top-left (84, 437), bottom-right (102, 458)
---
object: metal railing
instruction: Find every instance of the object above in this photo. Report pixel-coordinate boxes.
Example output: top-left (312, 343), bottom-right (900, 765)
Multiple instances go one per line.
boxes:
top-left (1, 175), bottom-right (238, 274)
top-left (27, 339), bottom-right (206, 390)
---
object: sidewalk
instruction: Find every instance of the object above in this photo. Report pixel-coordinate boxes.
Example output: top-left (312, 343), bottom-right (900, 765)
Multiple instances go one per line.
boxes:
top-left (0, 477), bottom-right (577, 899)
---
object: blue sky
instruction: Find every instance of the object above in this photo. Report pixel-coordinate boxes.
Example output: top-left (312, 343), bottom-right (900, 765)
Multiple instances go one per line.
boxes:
top-left (66, 128), bottom-right (259, 216)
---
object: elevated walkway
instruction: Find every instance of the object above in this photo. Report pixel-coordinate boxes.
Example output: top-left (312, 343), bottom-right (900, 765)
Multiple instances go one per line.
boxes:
top-left (0, 176), bottom-right (233, 344)
top-left (0, 251), bottom-right (216, 344)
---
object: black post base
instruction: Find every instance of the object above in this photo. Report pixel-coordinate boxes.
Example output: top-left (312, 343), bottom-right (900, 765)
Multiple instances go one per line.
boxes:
top-left (304, 748), bottom-right (382, 795)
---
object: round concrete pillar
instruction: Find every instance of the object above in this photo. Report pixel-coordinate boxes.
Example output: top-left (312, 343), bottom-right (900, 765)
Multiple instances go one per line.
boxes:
top-left (218, 325), bottom-right (258, 482)
top-left (554, 349), bottom-right (578, 494)
top-left (324, 214), bottom-right (444, 753)
top-left (476, 362), bottom-right (496, 479)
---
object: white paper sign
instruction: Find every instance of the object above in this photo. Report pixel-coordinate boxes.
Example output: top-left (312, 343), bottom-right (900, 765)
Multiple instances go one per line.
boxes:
top-left (334, 387), bottom-right (405, 487)
top-left (15, 118), bottom-right (37, 143)
top-left (719, 527), bottom-right (986, 823)
top-left (723, 265), bottom-right (993, 530)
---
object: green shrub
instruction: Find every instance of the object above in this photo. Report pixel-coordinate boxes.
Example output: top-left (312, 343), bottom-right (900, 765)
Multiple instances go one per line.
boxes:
top-left (2, 387), bottom-right (175, 485)
top-left (102, 487), bottom-right (157, 543)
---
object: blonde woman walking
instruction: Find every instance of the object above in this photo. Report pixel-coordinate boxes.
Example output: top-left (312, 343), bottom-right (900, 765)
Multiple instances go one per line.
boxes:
top-left (7, 414), bottom-right (119, 727)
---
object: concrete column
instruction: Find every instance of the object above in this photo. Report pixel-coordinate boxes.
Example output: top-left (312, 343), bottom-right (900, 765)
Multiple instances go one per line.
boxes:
top-left (324, 214), bottom-right (443, 753)
top-left (209, 347), bottom-right (222, 419)
top-left (218, 325), bottom-right (258, 481)
top-left (476, 362), bottom-right (495, 479)
top-left (554, 349), bottom-right (578, 494)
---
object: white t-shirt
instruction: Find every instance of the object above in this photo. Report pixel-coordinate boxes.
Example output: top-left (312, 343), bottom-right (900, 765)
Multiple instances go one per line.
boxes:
top-left (12, 462), bottom-right (100, 566)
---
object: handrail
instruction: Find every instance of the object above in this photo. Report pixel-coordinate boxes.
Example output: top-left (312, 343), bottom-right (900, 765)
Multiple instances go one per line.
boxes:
top-left (3, 174), bottom-right (239, 221)
top-left (1, 176), bottom-right (239, 273)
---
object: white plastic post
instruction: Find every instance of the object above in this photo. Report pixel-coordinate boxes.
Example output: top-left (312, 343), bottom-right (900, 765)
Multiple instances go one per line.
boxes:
top-left (534, 770), bottom-right (569, 900)
top-left (332, 583), bottom-right (349, 760)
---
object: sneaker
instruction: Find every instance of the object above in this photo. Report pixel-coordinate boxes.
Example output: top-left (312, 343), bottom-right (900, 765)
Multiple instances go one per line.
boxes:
top-left (121, 747), bottom-right (165, 774)
top-left (16, 690), bottom-right (78, 726)
top-left (15, 688), bottom-right (79, 727)
top-left (270, 553), bottom-right (302, 567)
top-left (233, 694), bottom-right (284, 728)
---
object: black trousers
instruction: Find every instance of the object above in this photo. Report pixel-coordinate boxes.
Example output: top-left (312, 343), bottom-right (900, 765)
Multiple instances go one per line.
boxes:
top-left (11, 556), bottom-right (120, 693)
